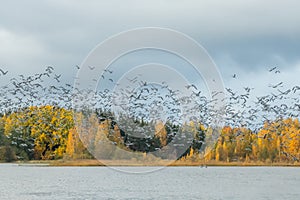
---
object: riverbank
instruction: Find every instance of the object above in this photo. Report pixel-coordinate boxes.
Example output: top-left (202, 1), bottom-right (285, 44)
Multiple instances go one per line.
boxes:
top-left (11, 159), bottom-right (300, 167)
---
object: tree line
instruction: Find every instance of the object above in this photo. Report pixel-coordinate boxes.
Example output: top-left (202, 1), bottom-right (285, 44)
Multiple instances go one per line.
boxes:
top-left (0, 105), bottom-right (299, 163)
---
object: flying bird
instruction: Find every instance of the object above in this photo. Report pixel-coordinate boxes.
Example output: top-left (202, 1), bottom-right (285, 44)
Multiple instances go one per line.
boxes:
top-left (269, 67), bottom-right (277, 72)
top-left (269, 82), bottom-right (283, 88)
top-left (104, 69), bottom-right (113, 74)
top-left (185, 84), bottom-right (197, 90)
top-left (88, 66), bottom-right (95, 70)
top-left (0, 68), bottom-right (8, 75)
top-left (54, 74), bottom-right (61, 82)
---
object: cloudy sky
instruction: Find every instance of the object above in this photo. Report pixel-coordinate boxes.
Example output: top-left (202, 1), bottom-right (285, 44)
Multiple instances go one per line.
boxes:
top-left (0, 0), bottom-right (300, 95)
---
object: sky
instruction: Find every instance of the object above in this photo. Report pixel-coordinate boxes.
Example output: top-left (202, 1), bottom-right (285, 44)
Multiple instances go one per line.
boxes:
top-left (0, 0), bottom-right (300, 96)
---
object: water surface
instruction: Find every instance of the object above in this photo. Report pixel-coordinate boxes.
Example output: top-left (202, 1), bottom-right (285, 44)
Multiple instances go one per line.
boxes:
top-left (0, 164), bottom-right (299, 200)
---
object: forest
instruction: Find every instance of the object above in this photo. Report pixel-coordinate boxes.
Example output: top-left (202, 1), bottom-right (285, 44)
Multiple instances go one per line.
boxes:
top-left (0, 105), bottom-right (299, 164)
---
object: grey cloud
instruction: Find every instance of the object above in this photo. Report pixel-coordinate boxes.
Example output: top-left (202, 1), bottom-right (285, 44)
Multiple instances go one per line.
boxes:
top-left (0, 0), bottom-right (299, 83)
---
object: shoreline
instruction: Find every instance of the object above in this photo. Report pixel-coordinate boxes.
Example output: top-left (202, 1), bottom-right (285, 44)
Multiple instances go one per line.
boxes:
top-left (8, 159), bottom-right (300, 167)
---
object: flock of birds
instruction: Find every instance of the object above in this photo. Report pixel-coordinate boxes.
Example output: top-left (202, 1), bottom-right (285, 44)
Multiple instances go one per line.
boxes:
top-left (0, 65), bottom-right (299, 154)
top-left (226, 67), bottom-right (300, 130)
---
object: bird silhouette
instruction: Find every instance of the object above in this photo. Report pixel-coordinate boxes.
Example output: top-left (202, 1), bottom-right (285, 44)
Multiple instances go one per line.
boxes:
top-left (269, 67), bottom-right (277, 72)
top-left (88, 66), bottom-right (95, 70)
top-left (0, 68), bottom-right (8, 75)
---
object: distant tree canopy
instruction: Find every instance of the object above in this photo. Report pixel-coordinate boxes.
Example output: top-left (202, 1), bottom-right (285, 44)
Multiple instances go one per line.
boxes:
top-left (0, 105), bottom-right (299, 163)
top-left (205, 118), bottom-right (300, 163)
top-left (2, 106), bottom-right (74, 160)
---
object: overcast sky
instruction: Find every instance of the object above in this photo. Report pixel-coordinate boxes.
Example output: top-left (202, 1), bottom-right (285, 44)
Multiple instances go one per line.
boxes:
top-left (0, 0), bottom-right (300, 95)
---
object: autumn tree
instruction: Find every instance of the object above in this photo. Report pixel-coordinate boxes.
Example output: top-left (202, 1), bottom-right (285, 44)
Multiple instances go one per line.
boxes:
top-left (4, 106), bottom-right (74, 160)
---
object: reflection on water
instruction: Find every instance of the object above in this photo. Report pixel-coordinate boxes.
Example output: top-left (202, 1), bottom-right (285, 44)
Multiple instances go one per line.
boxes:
top-left (0, 164), bottom-right (299, 200)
